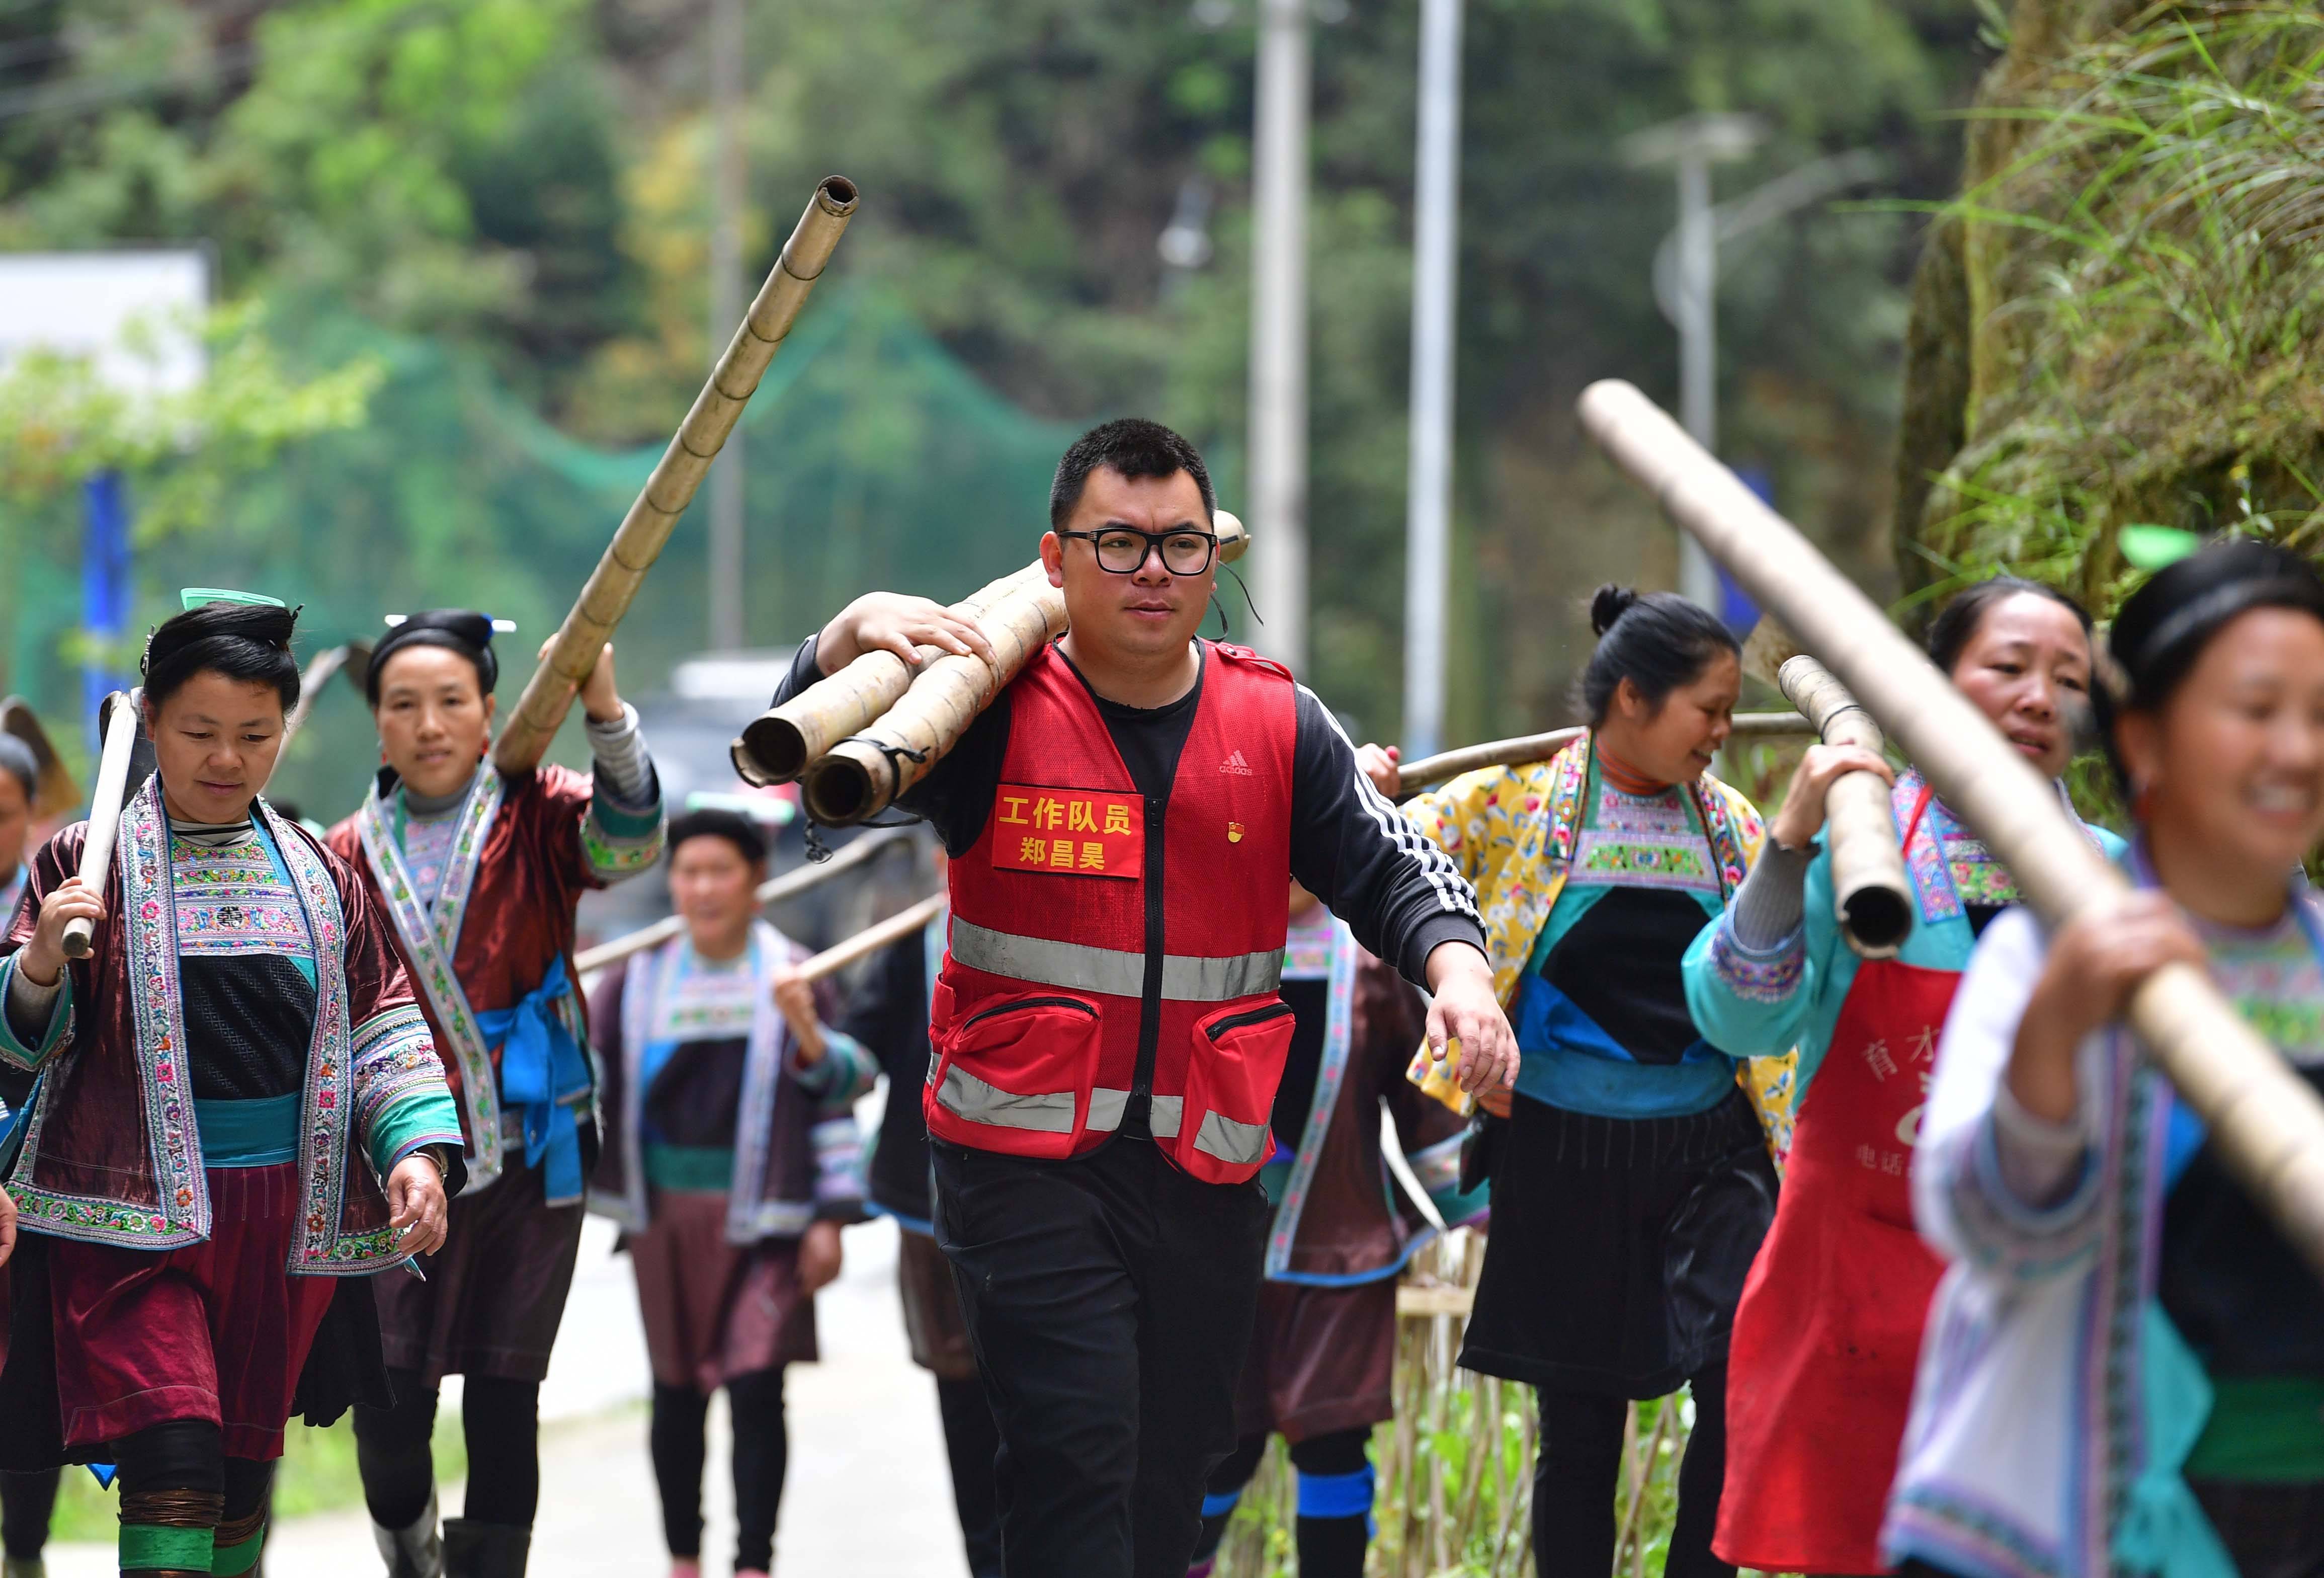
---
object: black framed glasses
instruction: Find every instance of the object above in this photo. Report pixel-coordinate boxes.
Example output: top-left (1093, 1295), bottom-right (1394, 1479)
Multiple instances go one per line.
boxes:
top-left (1056, 526), bottom-right (1219, 576)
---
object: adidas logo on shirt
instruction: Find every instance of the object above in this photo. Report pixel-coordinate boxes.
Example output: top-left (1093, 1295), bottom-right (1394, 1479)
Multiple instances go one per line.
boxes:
top-left (1219, 749), bottom-right (1255, 776)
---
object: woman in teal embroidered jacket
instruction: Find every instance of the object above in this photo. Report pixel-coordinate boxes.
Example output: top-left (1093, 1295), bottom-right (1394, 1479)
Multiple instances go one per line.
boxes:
top-left (0, 597), bottom-right (459, 1578)
top-left (1683, 577), bottom-right (2116, 1574)
top-left (1891, 541), bottom-right (2324, 1578)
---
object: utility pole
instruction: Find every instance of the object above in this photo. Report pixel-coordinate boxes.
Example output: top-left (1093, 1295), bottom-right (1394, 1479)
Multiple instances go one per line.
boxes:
top-left (1246, 0), bottom-right (1311, 671)
top-left (706, 0), bottom-right (748, 652)
top-left (1621, 112), bottom-right (1764, 610)
top-left (1401, 0), bottom-right (1462, 759)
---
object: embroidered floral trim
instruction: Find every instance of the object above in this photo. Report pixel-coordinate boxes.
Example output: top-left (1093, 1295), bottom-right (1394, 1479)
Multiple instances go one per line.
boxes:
top-left (1707, 913), bottom-right (1806, 1004)
top-left (350, 1005), bottom-right (446, 1135)
top-left (579, 793), bottom-right (667, 880)
top-left (171, 833), bottom-right (310, 959)
top-left (357, 771), bottom-right (507, 1187)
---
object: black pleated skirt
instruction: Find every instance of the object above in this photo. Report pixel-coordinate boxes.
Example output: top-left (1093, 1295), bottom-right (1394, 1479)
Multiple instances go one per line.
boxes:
top-left (1458, 1085), bottom-right (1777, 1399)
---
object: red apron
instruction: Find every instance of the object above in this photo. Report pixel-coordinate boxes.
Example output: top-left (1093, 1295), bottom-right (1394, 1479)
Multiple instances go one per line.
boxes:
top-left (1714, 787), bottom-right (1954, 1574)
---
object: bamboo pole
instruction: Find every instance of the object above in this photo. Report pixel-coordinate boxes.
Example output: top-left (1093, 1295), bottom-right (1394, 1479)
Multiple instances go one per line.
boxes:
top-left (283, 642), bottom-right (362, 739)
top-left (799, 513), bottom-right (1250, 826)
top-left (1579, 376), bottom-right (2324, 1276)
top-left (62, 691), bottom-right (137, 959)
top-left (1778, 655), bottom-right (1914, 958)
top-left (732, 563), bottom-right (1050, 785)
top-left (792, 892), bottom-right (946, 984)
top-left (492, 176), bottom-right (860, 774)
top-left (1393, 711), bottom-right (1812, 796)
top-left (572, 824), bottom-right (917, 976)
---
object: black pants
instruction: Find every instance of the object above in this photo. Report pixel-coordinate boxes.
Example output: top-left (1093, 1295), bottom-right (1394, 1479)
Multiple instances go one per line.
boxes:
top-left (354, 1369), bottom-right (544, 1530)
top-left (937, 1374), bottom-right (1006, 1578)
top-left (0, 1469), bottom-right (57, 1560)
top-left (1533, 1364), bottom-right (1732, 1578)
top-left (648, 1369), bottom-right (788, 1572)
top-left (933, 1137), bottom-right (1270, 1578)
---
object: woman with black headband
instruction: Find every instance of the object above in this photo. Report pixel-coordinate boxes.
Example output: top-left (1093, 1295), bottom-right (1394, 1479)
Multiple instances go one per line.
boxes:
top-left (0, 593), bottom-right (460, 1578)
top-left (327, 610), bottom-right (665, 1578)
top-left (1888, 540), bottom-right (2324, 1577)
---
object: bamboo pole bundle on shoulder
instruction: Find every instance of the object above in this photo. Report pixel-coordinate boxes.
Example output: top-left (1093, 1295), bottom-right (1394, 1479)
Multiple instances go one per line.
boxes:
top-left (494, 175), bottom-right (860, 774)
top-left (732, 561), bottom-right (1049, 785)
top-left (788, 512), bottom-right (1251, 827)
top-left (1579, 375), bottom-right (2324, 1276)
top-left (1777, 656), bottom-right (1914, 958)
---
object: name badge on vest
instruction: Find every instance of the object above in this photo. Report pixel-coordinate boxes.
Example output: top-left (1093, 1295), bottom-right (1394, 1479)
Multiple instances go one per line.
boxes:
top-left (992, 784), bottom-right (1144, 879)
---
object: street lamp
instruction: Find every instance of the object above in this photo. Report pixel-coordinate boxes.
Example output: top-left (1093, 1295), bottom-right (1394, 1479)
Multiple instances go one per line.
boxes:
top-left (1621, 112), bottom-right (1766, 610)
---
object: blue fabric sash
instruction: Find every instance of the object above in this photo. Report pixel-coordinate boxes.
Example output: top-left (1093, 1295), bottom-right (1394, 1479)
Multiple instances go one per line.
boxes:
top-left (193, 1093), bottom-right (302, 1168)
top-left (475, 956), bottom-right (590, 1205)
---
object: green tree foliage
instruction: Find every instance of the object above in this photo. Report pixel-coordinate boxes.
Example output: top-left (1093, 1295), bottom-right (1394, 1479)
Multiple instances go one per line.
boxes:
top-left (0, 0), bottom-right (1991, 777)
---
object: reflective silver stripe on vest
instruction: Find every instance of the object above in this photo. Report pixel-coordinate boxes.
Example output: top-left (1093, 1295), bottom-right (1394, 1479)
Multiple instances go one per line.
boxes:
top-left (950, 918), bottom-right (1283, 1003)
top-left (1086, 1090), bottom-right (1182, 1137)
top-left (936, 1064), bottom-right (1077, 1135)
top-left (1195, 1111), bottom-right (1270, 1168)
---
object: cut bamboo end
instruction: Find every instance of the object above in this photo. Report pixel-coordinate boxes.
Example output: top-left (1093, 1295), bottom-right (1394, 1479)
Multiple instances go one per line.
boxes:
top-left (734, 716), bottom-right (813, 786)
top-left (802, 745), bottom-right (885, 826)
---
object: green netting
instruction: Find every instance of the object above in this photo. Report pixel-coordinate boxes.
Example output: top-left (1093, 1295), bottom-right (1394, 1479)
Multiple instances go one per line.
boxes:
top-left (1, 283), bottom-right (1085, 812)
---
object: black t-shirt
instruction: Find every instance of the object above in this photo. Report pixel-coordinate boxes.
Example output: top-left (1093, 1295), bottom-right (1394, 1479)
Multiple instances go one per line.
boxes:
top-left (773, 635), bottom-right (1483, 990)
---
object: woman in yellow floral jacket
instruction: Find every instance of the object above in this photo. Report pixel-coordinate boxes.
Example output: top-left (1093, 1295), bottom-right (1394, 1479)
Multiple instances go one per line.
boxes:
top-left (1362, 585), bottom-right (1789, 1578)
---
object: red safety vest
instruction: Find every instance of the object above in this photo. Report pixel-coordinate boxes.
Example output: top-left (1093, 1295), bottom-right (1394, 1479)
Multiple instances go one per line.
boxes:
top-left (926, 640), bottom-right (1298, 1185)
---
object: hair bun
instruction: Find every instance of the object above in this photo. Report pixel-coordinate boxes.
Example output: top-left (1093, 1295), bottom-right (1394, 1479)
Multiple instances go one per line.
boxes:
top-left (144, 601), bottom-right (298, 677)
top-left (1589, 584), bottom-right (1639, 638)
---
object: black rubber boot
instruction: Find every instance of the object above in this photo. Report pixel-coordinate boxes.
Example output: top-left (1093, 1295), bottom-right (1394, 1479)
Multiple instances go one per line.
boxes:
top-left (440, 1519), bottom-right (531, 1578)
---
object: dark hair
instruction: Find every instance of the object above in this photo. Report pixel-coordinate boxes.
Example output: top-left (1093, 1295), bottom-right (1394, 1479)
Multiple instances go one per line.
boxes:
top-left (1577, 584), bottom-right (1740, 726)
top-left (1048, 418), bottom-right (1215, 531)
top-left (0, 735), bottom-right (36, 805)
top-left (142, 601), bottom-right (301, 712)
top-left (666, 808), bottom-right (768, 867)
top-left (366, 611), bottom-right (500, 704)
top-left (1926, 576), bottom-right (2093, 675)
top-left (2105, 539), bottom-right (2324, 721)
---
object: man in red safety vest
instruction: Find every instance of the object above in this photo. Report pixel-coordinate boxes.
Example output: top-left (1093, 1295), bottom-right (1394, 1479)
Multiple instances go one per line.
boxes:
top-left (767, 418), bottom-right (1515, 1578)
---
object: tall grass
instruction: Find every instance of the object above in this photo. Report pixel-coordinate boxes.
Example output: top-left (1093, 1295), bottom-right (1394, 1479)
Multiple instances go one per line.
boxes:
top-left (1917, 3), bottom-right (2324, 606)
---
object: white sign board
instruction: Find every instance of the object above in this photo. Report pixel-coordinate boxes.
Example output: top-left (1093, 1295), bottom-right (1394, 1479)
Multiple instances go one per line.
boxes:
top-left (0, 251), bottom-right (211, 397)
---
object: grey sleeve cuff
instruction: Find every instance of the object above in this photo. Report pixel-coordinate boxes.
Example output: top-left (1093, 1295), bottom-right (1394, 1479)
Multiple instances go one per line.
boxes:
top-left (5, 963), bottom-right (62, 1046)
top-left (587, 701), bottom-right (654, 805)
top-left (1729, 838), bottom-right (1814, 952)
top-left (1990, 1079), bottom-right (2090, 1209)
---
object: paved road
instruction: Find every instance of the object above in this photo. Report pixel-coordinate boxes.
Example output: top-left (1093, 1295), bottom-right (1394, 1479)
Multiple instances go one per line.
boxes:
top-left (47, 1215), bottom-right (976, 1576)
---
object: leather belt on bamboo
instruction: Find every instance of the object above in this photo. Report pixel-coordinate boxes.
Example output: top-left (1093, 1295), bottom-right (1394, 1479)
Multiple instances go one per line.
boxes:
top-left (948, 917), bottom-right (1285, 1002)
top-left (933, 1071), bottom-right (1268, 1165)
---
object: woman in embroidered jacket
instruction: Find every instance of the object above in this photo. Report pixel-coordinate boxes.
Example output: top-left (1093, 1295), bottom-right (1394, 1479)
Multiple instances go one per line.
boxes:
top-left (324, 610), bottom-right (665, 1578)
top-left (1185, 882), bottom-right (1489, 1578)
top-left (1361, 586), bottom-right (1788, 1578)
top-left (0, 598), bottom-right (461, 1578)
top-left (1889, 542), bottom-right (2324, 1578)
top-left (1682, 578), bottom-right (2117, 1575)
top-left (585, 809), bottom-right (872, 1578)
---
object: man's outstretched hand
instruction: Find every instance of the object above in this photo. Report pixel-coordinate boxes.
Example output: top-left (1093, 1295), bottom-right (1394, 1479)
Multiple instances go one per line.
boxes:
top-left (1422, 942), bottom-right (1518, 1095)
